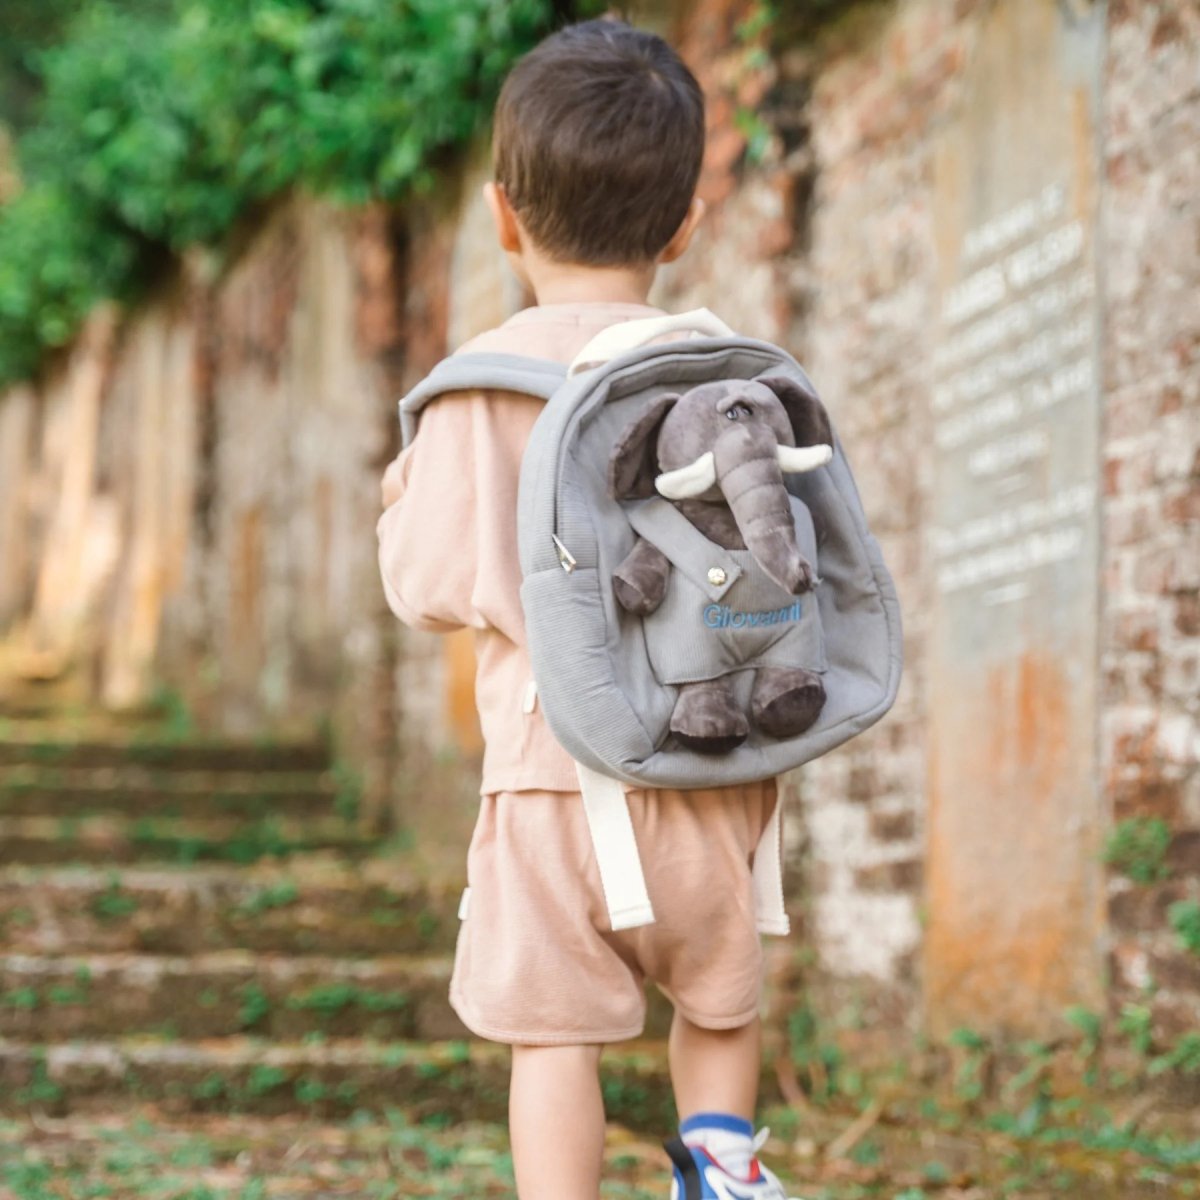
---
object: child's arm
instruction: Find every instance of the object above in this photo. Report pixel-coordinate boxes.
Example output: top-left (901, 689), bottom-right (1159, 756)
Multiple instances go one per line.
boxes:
top-left (377, 390), bottom-right (534, 641)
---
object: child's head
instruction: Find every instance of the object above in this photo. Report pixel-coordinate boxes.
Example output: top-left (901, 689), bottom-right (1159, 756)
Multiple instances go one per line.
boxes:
top-left (487, 19), bottom-right (706, 288)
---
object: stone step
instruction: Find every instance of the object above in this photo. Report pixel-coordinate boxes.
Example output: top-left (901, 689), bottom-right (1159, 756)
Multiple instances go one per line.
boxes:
top-left (0, 952), bottom-right (468, 1042)
top-left (0, 1037), bottom-right (680, 1129)
top-left (0, 813), bottom-right (372, 866)
top-left (4, 1109), bottom-right (677, 1197)
top-left (0, 730), bottom-right (329, 773)
top-left (0, 764), bottom-right (341, 819)
top-left (0, 952), bottom-right (673, 1045)
top-left (0, 862), bottom-right (460, 956)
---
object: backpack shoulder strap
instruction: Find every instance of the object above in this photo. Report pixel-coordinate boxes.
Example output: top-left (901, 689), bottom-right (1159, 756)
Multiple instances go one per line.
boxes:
top-left (399, 352), bottom-right (568, 446)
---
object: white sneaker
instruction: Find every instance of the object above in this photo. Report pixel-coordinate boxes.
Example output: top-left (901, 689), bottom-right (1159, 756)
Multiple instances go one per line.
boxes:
top-left (665, 1128), bottom-right (804, 1200)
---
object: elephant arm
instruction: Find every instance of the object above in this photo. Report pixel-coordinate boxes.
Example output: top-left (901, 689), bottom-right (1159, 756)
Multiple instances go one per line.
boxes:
top-left (613, 536), bottom-right (671, 615)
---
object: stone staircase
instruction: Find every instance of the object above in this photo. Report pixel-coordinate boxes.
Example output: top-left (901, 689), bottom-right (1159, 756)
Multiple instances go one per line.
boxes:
top-left (0, 716), bottom-right (678, 1141)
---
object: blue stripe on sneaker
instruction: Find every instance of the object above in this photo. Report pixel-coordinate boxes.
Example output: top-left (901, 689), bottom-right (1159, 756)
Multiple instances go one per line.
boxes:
top-left (679, 1111), bottom-right (754, 1137)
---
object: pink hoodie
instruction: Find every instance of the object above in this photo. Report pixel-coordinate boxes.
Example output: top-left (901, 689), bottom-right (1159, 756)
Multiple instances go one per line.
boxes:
top-left (378, 301), bottom-right (665, 793)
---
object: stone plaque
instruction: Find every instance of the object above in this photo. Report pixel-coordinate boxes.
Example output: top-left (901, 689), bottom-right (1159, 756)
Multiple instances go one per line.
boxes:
top-left (925, 0), bottom-right (1107, 1035)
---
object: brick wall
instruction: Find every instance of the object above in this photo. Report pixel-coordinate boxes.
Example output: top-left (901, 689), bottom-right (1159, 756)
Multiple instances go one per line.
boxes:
top-left (654, 0), bottom-right (1199, 1038)
top-left (652, 0), bottom-right (979, 1029)
top-left (1100, 0), bottom-right (1200, 1038)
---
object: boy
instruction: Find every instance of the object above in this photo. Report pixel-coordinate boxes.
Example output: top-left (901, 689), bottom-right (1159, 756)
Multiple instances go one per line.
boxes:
top-left (378, 19), bottom-right (800, 1200)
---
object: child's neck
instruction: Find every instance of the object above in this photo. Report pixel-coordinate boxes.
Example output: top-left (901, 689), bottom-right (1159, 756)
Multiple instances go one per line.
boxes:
top-left (527, 258), bottom-right (657, 308)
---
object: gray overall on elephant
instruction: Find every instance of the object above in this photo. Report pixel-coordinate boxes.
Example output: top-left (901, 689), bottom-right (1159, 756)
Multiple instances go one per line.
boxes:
top-left (626, 494), bottom-right (826, 689)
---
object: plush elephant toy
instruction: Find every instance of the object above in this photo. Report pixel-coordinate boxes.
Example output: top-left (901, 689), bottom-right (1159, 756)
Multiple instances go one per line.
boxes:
top-left (608, 375), bottom-right (834, 754)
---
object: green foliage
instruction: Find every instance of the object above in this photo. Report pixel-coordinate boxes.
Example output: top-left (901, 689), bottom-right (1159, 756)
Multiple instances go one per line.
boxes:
top-left (1104, 817), bottom-right (1172, 884)
top-left (0, 0), bottom-right (576, 389)
top-left (236, 879), bottom-right (299, 916)
top-left (90, 878), bottom-right (139, 920)
top-left (14, 1052), bottom-right (64, 1107)
top-left (0, 180), bottom-right (138, 383)
top-left (1064, 1005), bottom-right (1103, 1085)
top-left (949, 1026), bottom-right (991, 1103)
top-left (244, 1064), bottom-right (287, 1096)
top-left (331, 761), bottom-right (363, 822)
top-left (1149, 1031), bottom-right (1200, 1076)
top-left (0, 0), bottom-right (100, 133)
top-left (1168, 898), bottom-right (1200, 955)
top-left (286, 981), bottom-right (411, 1019)
top-left (147, 685), bottom-right (198, 740)
top-left (1116, 1002), bottom-right (1154, 1057)
top-left (47, 965), bottom-right (91, 1006)
top-left (237, 982), bottom-right (272, 1030)
top-left (786, 1001), bottom-right (846, 1105)
top-left (1064, 1004), bottom-right (1103, 1047)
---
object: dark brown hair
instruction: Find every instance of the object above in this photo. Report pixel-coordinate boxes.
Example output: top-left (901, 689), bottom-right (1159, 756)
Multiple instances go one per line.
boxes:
top-left (493, 19), bottom-right (705, 267)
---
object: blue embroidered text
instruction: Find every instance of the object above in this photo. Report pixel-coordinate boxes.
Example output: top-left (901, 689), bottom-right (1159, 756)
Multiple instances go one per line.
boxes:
top-left (703, 601), bottom-right (804, 629)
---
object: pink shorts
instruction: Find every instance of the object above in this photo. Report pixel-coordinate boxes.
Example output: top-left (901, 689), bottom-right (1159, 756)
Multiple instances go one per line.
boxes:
top-left (448, 781), bottom-right (777, 1045)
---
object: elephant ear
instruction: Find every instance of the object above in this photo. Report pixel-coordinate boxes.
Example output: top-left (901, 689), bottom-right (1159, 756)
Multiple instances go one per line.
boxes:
top-left (608, 393), bottom-right (678, 500)
top-left (758, 374), bottom-right (833, 449)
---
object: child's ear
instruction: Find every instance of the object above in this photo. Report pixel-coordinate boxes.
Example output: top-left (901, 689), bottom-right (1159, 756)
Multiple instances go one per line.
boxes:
top-left (483, 181), bottom-right (522, 254)
top-left (658, 198), bottom-right (706, 265)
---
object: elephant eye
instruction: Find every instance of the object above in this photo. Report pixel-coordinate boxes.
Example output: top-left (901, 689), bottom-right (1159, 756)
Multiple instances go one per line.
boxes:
top-left (725, 403), bottom-right (752, 420)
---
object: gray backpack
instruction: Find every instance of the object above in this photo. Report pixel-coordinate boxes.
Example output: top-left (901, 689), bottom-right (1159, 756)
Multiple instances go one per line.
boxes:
top-left (400, 310), bottom-right (902, 934)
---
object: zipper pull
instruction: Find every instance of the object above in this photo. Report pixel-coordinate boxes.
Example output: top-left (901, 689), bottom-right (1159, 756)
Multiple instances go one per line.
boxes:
top-left (552, 534), bottom-right (577, 574)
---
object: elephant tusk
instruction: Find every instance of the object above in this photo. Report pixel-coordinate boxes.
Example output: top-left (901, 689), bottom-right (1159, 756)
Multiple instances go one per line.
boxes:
top-left (777, 443), bottom-right (833, 474)
top-left (655, 452), bottom-right (717, 500)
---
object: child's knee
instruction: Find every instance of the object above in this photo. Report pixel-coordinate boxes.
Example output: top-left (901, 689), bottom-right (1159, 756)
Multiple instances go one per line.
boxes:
top-left (512, 1042), bottom-right (604, 1071)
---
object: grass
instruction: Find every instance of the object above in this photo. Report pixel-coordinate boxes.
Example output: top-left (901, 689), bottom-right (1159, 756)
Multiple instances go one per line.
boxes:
top-left (235, 881), bottom-right (299, 917)
top-left (1169, 898), bottom-right (1200, 955)
top-left (286, 982), bottom-right (412, 1019)
top-left (4, 1093), bottom-right (1200, 1199)
top-left (90, 879), bottom-right (139, 920)
top-left (0, 1110), bottom-right (657, 1199)
top-left (1105, 817), bottom-right (1172, 883)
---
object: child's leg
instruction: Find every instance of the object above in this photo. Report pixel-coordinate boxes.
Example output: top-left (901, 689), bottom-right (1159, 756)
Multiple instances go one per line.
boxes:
top-left (668, 1011), bottom-right (761, 1121)
top-left (510, 1043), bottom-right (606, 1200)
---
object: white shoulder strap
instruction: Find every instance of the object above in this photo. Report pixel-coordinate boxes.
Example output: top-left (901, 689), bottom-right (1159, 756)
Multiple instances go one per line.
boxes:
top-left (568, 308), bottom-right (735, 377)
top-left (752, 789), bottom-right (790, 936)
top-left (575, 762), bottom-right (656, 932)
top-left (576, 758), bottom-right (790, 937)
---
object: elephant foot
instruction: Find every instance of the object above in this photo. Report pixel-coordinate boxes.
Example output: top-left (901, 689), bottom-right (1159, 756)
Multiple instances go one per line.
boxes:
top-left (752, 667), bottom-right (825, 739)
top-left (670, 679), bottom-right (749, 755)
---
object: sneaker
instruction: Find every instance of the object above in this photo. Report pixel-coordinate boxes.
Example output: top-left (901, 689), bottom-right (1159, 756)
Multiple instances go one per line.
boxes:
top-left (664, 1128), bottom-right (802, 1200)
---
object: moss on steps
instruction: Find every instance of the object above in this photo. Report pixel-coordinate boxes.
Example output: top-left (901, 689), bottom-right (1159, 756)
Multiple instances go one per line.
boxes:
top-left (0, 1037), bottom-right (681, 1130)
top-left (0, 862), bottom-right (461, 956)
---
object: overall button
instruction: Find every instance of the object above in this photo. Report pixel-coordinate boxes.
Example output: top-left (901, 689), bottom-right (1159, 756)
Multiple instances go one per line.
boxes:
top-left (707, 567), bottom-right (727, 587)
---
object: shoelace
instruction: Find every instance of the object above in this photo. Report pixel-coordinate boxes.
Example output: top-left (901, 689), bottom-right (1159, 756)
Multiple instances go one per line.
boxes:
top-left (751, 1128), bottom-right (804, 1200)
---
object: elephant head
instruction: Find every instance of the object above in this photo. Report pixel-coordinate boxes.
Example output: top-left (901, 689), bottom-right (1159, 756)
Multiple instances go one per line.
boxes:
top-left (608, 375), bottom-right (833, 594)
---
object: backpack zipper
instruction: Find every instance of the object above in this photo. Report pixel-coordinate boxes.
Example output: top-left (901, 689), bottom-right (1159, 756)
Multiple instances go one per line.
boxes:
top-left (551, 534), bottom-right (577, 574)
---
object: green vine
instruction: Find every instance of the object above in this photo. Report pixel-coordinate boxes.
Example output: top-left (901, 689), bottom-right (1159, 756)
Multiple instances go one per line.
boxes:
top-left (0, 0), bottom-right (595, 390)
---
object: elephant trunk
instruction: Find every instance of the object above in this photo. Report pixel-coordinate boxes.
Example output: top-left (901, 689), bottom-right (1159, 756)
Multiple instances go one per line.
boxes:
top-left (713, 424), bottom-right (808, 594)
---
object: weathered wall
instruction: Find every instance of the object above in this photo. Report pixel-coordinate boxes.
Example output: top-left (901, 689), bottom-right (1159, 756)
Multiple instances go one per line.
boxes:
top-left (0, 199), bottom-right (446, 820)
top-left (649, 0), bottom-right (1198, 1042)
top-left (1100, 0), bottom-right (1200, 1038)
top-left (778, 0), bottom-right (1197, 1042)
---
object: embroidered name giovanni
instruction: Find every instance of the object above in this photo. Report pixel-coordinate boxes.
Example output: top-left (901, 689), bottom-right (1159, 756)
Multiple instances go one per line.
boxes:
top-left (703, 600), bottom-right (803, 629)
